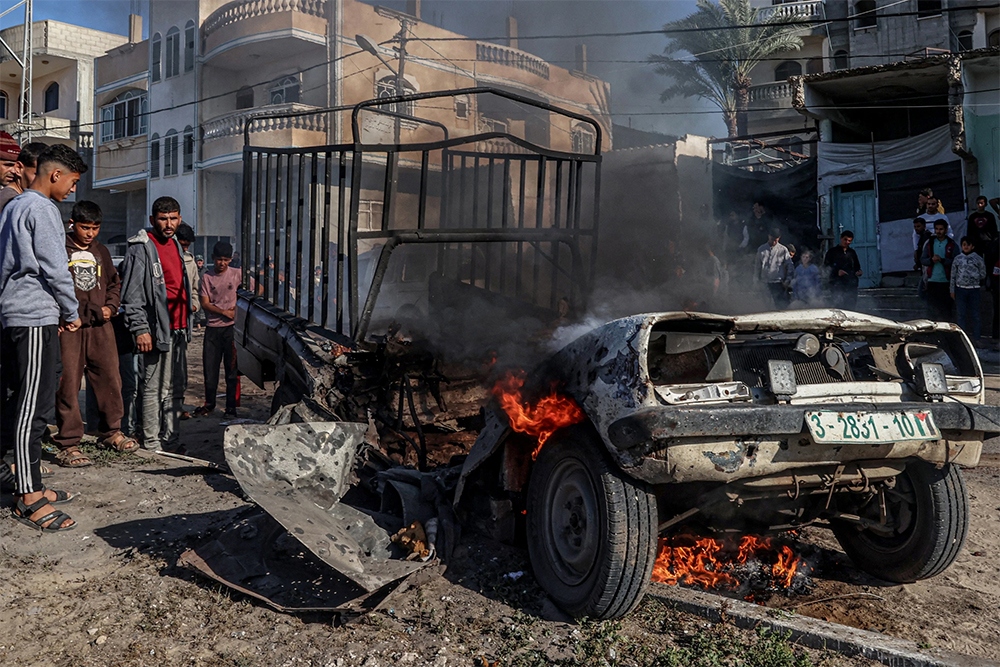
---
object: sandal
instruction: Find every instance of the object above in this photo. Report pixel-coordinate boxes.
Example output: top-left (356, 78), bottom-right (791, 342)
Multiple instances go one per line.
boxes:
top-left (100, 432), bottom-right (140, 453)
top-left (193, 405), bottom-right (214, 417)
top-left (13, 496), bottom-right (76, 532)
top-left (43, 487), bottom-right (78, 505)
top-left (54, 446), bottom-right (93, 468)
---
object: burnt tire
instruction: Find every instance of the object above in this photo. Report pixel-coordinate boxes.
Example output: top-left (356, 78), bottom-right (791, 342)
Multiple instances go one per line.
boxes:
top-left (832, 461), bottom-right (969, 583)
top-left (526, 427), bottom-right (658, 620)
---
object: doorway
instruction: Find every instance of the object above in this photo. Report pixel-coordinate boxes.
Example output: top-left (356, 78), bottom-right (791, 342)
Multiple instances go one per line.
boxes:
top-left (833, 183), bottom-right (880, 288)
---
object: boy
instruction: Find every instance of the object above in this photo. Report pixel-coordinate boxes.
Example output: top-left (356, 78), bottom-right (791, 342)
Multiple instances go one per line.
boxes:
top-left (173, 222), bottom-right (200, 420)
top-left (195, 241), bottom-right (241, 418)
top-left (921, 220), bottom-right (957, 322)
top-left (53, 201), bottom-right (137, 468)
top-left (0, 144), bottom-right (84, 531)
top-left (950, 236), bottom-right (987, 340)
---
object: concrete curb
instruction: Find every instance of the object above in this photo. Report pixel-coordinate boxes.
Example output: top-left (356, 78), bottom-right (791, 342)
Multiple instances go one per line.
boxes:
top-left (646, 583), bottom-right (997, 667)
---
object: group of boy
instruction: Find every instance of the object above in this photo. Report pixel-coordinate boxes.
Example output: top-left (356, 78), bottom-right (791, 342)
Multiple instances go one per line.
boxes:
top-left (912, 188), bottom-right (997, 339)
top-left (0, 133), bottom-right (241, 533)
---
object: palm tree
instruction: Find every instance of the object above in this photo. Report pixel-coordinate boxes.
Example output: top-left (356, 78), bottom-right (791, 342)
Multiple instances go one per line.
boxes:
top-left (652, 0), bottom-right (805, 137)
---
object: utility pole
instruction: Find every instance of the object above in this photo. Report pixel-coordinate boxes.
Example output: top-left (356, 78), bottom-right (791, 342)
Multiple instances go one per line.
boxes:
top-left (0, 0), bottom-right (34, 142)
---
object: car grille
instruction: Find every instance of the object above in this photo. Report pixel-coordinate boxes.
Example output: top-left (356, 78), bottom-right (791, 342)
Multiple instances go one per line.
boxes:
top-left (729, 345), bottom-right (848, 387)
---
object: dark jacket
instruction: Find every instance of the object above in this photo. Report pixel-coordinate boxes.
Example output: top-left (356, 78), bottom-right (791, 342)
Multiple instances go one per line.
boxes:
top-left (913, 230), bottom-right (932, 271)
top-left (920, 236), bottom-right (958, 282)
top-left (823, 245), bottom-right (861, 285)
top-left (120, 229), bottom-right (195, 352)
top-left (65, 236), bottom-right (120, 328)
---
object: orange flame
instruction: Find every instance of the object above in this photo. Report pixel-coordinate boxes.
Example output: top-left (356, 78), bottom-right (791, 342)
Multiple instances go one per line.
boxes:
top-left (492, 371), bottom-right (585, 460)
top-left (652, 533), bottom-right (803, 591)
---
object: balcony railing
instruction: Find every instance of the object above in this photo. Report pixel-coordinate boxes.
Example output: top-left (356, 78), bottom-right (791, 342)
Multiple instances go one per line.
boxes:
top-left (757, 0), bottom-right (825, 22)
top-left (202, 103), bottom-right (327, 142)
top-left (0, 116), bottom-right (73, 141)
top-left (203, 0), bottom-right (326, 41)
top-left (748, 81), bottom-right (794, 103)
top-left (476, 42), bottom-right (550, 80)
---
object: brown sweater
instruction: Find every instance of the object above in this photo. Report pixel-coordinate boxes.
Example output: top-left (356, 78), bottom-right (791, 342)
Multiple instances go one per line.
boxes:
top-left (66, 236), bottom-right (121, 327)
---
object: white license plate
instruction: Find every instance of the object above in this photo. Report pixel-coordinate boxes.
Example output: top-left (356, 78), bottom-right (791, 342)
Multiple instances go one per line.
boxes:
top-left (805, 410), bottom-right (939, 445)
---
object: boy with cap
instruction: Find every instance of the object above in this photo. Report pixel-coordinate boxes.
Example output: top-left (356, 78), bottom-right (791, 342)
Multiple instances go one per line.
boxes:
top-left (0, 145), bottom-right (85, 531)
top-left (195, 241), bottom-right (241, 418)
top-left (52, 201), bottom-right (137, 468)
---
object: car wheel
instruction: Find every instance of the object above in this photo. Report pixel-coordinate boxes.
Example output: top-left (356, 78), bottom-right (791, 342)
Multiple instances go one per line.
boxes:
top-left (526, 426), bottom-right (658, 620)
top-left (832, 461), bottom-right (969, 583)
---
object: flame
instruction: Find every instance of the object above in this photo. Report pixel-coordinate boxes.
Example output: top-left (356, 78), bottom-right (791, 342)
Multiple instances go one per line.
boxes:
top-left (652, 533), bottom-right (803, 591)
top-left (492, 371), bottom-right (585, 460)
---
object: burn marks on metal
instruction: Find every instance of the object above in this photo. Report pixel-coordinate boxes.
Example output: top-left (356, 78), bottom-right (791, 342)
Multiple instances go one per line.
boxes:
top-left (702, 440), bottom-right (761, 474)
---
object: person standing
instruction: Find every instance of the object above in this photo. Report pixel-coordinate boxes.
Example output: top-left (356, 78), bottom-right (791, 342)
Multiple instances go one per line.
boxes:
top-left (754, 228), bottom-right (793, 309)
top-left (747, 201), bottom-right (772, 252)
top-left (0, 142), bottom-right (47, 212)
top-left (921, 220), bottom-right (958, 322)
top-left (791, 249), bottom-right (821, 306)
top-left (173, 222), bottom-right (200, 420)
top-left (120, 197), bottom-right (196, 452)
top-left (824, 231), bottom-right (863, 310)
top-left (967, 196), bottom-right (998, 265)
top-left (195, 242), bottom-right (241, 418)
top-left (53, 201), bottom-right (138, 467)
top-left (0, 132), bottom-right (21, 193)
top-left (950, 236), bottom-right (987, 340)
top-left (0, 145), bottom-right (85, 531)
top-left (921, 196), bottom-right (952, 237)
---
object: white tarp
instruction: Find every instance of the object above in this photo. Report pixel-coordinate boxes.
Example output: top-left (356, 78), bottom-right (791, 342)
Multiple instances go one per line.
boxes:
top-left (817, 125), bottom-right (966, 274)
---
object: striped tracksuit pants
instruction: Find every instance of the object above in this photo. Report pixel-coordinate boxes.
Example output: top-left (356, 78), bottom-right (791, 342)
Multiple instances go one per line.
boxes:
top-left (0, 326), bottom-right (60, 495)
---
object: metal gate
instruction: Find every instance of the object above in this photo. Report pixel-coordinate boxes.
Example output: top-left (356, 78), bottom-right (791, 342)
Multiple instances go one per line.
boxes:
top-left (834, 186), bottom-right (879, 288)
top-left (240, 88), bottom-right (602, 344)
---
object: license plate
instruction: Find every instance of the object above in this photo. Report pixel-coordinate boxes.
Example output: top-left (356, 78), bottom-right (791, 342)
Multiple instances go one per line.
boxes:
top-left (805, 410), bottom-right (939, 445)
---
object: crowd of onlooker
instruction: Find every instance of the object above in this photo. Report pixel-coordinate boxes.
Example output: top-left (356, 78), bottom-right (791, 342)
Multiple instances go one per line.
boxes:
top-left (0, 132), bottom-right (242, 533)
top-left (714, 190), bottom-right (999, 343)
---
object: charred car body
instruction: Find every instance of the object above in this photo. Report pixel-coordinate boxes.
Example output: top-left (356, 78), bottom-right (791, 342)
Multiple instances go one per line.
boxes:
top-left (226, 89), bottom-right (1000, 621)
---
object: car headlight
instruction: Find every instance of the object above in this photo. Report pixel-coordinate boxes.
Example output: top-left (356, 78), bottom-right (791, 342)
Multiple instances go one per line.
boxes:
top-left (916, 362), bottom-right (947, 398)
top-left (767, 359), bottom-right (796, 399)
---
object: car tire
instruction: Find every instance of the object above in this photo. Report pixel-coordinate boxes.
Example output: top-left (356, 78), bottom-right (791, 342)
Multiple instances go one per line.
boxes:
top-left (526, 426), bottom-right (658, 620)
top-left (832, 461), bottom-right (969, 583)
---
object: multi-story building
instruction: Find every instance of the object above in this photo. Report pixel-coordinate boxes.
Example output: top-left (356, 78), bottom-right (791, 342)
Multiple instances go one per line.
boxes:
top-left (0, 20), bottom-right (129, 234)
top-left (92, 0), bottom-right (612, 258)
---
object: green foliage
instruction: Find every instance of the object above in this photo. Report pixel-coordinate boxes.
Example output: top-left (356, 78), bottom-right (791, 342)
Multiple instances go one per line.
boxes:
top-left (650, 625), bottom-right (812, 667)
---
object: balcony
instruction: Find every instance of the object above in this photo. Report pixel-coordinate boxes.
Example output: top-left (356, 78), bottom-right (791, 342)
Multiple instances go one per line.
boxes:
top-left (476, 42), bottom-right (550, 80)
top-left (201, 103), bottom-right (327, 164)
top-left (0, 116), bottom-right (73, 142)
top-left (202, 0), bottom-right (327, 67)
top-left (757, 1), bottom-right (825, 22)
top-left (748, 81), bottom-right (795, 105)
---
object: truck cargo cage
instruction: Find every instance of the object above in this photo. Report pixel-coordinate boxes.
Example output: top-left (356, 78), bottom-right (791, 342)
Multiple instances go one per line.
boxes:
top-left (240, 87), bottom-right (602, 344)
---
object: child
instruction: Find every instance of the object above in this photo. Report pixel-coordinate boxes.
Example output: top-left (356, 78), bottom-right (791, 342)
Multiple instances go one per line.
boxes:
top-left (195, 241), bottom-right (241, 418)
top-left (950, 236), bottom-right (987, 340)
top-left (53, 201), bottom-right (138, 467)
top-left (0, 145), bottom-right (84, 532)
top-left (791, 249), bottom-right (821, 306)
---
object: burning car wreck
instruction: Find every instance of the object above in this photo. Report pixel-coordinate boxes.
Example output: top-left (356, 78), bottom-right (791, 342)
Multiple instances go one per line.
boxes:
top-left (184, 88), bottom-right (1000, 622)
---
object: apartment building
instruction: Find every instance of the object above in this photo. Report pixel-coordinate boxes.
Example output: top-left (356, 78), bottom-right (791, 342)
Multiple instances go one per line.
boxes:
top-left (91, 0), bottom-right (612, 255)
top-left (0, 21), bottom-right (129, 233)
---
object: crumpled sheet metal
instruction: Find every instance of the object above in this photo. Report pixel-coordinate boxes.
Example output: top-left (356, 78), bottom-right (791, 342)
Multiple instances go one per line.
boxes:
top-left (224, 421), bottom-right (428, 592)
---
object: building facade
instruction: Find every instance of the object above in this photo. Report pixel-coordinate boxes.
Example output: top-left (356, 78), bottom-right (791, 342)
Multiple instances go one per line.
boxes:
top-left (0, 21), bottom-right (129, 234)
top-left (92, 0), bottom-right (612, 258)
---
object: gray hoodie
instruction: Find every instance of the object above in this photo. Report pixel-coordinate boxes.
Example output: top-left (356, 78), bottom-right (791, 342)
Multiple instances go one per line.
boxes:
top-left (0, 189), bottom-right (80, 327)
top-left (120, 229), bottom-right (195, 351)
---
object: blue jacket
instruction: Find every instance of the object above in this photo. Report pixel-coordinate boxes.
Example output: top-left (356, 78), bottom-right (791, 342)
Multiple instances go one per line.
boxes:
top-left (0, 190), bottom-right (79, 327)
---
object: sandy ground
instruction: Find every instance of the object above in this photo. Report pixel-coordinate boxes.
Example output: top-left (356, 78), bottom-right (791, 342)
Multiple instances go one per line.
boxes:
top-left (0, 332), bottom-right (997, 667)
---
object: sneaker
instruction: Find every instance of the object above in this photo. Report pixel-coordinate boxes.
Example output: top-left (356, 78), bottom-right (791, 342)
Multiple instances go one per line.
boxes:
top-left (223, 409), bottom-right (238, 419)
top-left (193, 405), bottom-right (214, 417)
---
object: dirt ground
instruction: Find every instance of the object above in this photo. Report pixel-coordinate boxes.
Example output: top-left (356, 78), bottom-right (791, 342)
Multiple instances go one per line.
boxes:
top-left (1, 332), bottom-right (997, 667)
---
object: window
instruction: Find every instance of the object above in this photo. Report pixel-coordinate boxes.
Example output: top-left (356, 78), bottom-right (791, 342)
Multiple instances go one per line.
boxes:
top-left (165, 27), bottom-right (180, 78)
top-left (571, 125), bottom-right (595, 154)
top-left (374, 75), bottom-right (416, 116)
top-left (43, 82), bottom-right (59, 113)
top-left (99, 90), bottom-right (148, 143)
top-left (183, 126), bottom-right (194, 172)
top-left (236, 86), bottom-right (254, 109)
top-left (269, 75), bottom-right (300, 105)
top-left (957, 30), bottom-right (974, 51)
top-left (833, 50), bottom-right (850, 69)
top-left (854, 0), bottom-right (876, 29)
top-left (164, 130), bottom-right (178, 176)
top-left (774, 61), bottom-right (802, 81)
top-left (151, 33), bottom-right (161, 82)
top-left (150, 133), bottom-right (160, 178)
top-left (0, 91), bottom-right (7, 119)
top-left (357, 199), bottom-right (384, 232)
top-left (990, 29), bottom-right (1000, 47)
top-left (917, 0), bottom-right (942, 17)
top-left (806, 57), bottom-right (824, 75)
top-left (184, 20), bottom-right (195, 72)
top-left (454, 95), bottom-right (469, 119)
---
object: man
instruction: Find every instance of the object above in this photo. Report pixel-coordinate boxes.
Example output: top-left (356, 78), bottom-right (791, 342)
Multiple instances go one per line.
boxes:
top-left (0, 145), bottom-right (85, 531)
top-left (967, 195), bottom-right (998, 266)
top-left (917, 188), bottom-right (945, 216)
top-left (921, 220), bottom-right (958, 322)
top-left (120, 197), bottom-right (197, 452)
top-left (0, 142), bottom-right (47, 212)
top-left (0, 132), bottom-right (21, 192)
top-left (173, 223), bottom-right (200, 420)
top-left (824, 231), bottom-right (863, 310)
top-left (912, 218), bottom-right (932, 270)
top-left (754, 228), bottom-right (793, 309)
top-left (921, 196), bottom-right (951, 237)
top-left (747, 201), bottom-right (772, 252)
top-left (195, 242), bottom-right (241, 418)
